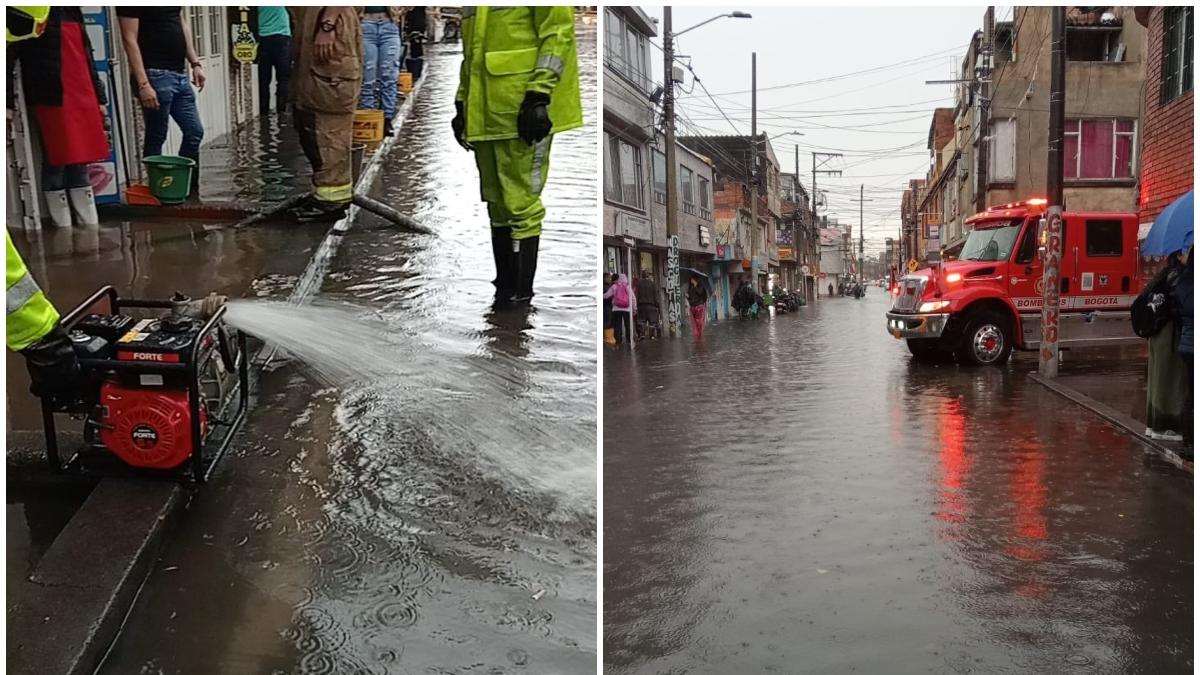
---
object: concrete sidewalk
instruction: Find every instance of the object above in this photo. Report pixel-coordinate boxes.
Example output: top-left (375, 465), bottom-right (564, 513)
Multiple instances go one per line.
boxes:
top-left (6, 80), bottom-right (425, 675)
top-left (1029, 345), bottom-right (1192, 473)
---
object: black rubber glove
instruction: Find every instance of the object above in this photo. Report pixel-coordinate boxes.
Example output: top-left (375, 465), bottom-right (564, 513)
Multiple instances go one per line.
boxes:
top-left (21, 324), bottom-right (79, 398)
top-left (517, 92), bottom-right (552, 145)
top-left (451, 100), bottom-right (471, 151)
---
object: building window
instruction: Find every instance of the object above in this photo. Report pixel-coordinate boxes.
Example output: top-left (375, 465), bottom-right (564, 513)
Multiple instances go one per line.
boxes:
top-left (1065, 25), bottom-right (1124, 62)
top-left (1063, 119), bottom-right (1135, 180)
top-left (1086, 219), bottom-right (1123, 257)
top-left (652, 150), bottom-right (666, 205)
top-left (1162, 7), bottom-right (1194, 104)
top-left (604, 132), bottom-right (644, 209)
top-left (698, 176), bottom-right (711, 220)
top-left (603, 9), bottom-right (649, 91)
top-left (989, 118), bottom-right (1016, 182)
top-left (680, 166), bottom-right (695, 215)
top-left (995, 22), bottom-right (1015, 64)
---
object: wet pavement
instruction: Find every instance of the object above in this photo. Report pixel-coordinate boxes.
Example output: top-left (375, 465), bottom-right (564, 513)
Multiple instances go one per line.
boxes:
top-left (604, 291), bottom-right (1192, 674)
top-left (97, 30), bottom-right (596, 675)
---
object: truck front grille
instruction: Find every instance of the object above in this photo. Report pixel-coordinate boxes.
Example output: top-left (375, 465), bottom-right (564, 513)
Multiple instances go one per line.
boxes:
top-left (891, 277), bottom-right (926, 312)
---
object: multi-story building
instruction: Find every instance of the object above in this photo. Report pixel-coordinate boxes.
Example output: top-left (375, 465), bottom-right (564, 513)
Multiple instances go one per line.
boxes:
top-left (646, 136), bottom-right (716, 314)
top-left (1134, 6), bottom-right (1193, 226)
top-left (601, 6), bottom-right (657, 280)
top-left (678, 134), bottom-right (781, 294)
top-left (909, 6), bottom-right (1149, 262)
top-left (780, 172), bottom-right (816, 300)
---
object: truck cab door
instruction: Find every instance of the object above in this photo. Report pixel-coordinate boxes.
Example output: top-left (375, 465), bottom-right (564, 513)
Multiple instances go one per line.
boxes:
top-left (1007, 217), bottom-right (1043, 313)
top-left (1072, 216), bottom-right (1136, 309)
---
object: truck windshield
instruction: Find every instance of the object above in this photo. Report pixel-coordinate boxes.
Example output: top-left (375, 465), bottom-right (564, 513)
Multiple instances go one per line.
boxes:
top-left (961, 220), bottom-right (1022, 261)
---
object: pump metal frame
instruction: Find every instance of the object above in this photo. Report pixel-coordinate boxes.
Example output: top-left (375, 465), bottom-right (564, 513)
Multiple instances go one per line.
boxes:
top-left (40, 286), bottom-right (249, 483)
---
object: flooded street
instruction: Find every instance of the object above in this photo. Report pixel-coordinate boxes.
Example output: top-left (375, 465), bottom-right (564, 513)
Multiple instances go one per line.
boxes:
top-left (604, 292), bottom-right (1192, 674)
top-left (98, 31), bottom-right (596, 675)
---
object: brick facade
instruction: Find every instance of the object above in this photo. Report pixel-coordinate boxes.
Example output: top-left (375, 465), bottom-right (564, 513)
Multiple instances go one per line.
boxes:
top-left (1138, 7), bottom-right (1194, 223)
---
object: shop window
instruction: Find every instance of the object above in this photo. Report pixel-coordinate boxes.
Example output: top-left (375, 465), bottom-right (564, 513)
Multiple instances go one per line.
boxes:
top-left (1085, 219), bottom-right (1123, 257)
top-left (1063, 119), bottom-right (1135, 180)
top-left (1161, 7), bottom-right (1194, 104)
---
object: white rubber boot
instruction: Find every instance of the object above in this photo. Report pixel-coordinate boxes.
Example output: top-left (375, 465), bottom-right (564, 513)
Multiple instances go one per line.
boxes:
top-left (68, 186), bottom-right (99, 226)
top-left (44, 190), bottom-right (73, 227)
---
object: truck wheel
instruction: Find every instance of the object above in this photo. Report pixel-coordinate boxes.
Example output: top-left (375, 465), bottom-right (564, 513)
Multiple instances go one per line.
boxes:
top-left (906, 339), bottom-right (946, 361)
top-left (958, 311), bottom-right (1013, 366)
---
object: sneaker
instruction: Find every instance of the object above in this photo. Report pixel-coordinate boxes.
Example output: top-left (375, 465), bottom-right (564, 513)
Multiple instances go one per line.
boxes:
top-left (1145, 428), bottom-right (1164, 440)
top-left (384, 118), bottom-right (395, 137)
top-left (1159, 430), bottom-right (1184, 442)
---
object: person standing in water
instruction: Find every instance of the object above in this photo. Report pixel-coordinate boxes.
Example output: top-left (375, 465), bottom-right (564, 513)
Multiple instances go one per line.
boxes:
top-left (687, 275), bottom-right (709, 337)
top-left (451, 6), bottom-right (582, 307)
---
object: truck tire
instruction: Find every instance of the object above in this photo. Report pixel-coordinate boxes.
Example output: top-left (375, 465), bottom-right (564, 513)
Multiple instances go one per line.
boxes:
top-left (957, 310), bottom-right (1013, 366)
top-left (906, 339), bottom-right (947, 361)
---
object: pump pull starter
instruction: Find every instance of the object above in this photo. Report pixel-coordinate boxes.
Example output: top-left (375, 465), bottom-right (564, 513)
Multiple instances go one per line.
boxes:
top-left (40, 286), bottom-right (248, 483)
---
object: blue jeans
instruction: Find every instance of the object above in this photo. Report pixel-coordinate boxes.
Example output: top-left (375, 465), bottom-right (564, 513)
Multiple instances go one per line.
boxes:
top-left (257, 34), bottom-right (292, 114)
top-left (142, 69), bottom-right (204, 165)
top-left (359, 19), bottom-right (402, 120)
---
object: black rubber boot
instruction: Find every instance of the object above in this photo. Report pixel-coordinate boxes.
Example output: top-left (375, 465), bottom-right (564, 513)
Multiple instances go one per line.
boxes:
top-left (491, 227), bottom-right (516, 303)
top-left (508, 235), bottom-right (540, 305)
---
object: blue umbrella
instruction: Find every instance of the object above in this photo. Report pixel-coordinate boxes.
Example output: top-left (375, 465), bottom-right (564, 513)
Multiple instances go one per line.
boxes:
top-left (1141, 190), bottom-right (1193, 257)
top-left (680, 267), bottom-right (713, 290)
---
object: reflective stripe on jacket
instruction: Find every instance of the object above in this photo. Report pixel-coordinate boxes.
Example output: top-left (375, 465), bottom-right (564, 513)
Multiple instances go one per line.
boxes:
top-left (456, 6), bottom-right (583, 143)
top-left (6, 231), bottom-right (59, 351)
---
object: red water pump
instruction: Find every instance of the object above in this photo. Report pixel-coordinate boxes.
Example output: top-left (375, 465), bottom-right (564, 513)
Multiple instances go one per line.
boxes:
top-left (40, 287), bottom-right (248, 483)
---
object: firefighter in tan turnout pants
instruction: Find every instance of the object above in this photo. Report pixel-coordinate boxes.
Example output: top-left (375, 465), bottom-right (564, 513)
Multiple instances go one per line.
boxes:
top-left (290, 7), bottom-right (362, 222)
top-left (452, 6), bottom-right (583, 306)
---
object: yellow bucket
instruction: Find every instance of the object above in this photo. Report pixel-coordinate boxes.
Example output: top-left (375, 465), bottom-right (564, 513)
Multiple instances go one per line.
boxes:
top-left (353, 109), bottom-right (385, 144)
top-left (397, 71), bottom-right (413, 95)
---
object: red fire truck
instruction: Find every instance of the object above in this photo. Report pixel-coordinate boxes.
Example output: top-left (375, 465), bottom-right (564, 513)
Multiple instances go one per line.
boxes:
top-left (886, 198), bottom-right (1143, 365)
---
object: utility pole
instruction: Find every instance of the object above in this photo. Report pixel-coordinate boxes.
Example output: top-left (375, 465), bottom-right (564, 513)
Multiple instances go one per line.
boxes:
top-left (749, 52), bottom-right (758, 290)
top-left (811, 151), bottom-right (842, 290)
top-left (663, 8), bottom-right (681, 337)
top-left (975, 6), bottom-right (994, 213)
top-left (1039, 6), bottom-right (1066, 378)
top-left (850, 185), bottom-right (873, 285)
top-left (795, 144), bottom-right (803, 298)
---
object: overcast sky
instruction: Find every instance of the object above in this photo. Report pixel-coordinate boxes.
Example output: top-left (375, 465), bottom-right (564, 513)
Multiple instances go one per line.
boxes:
top-left (646, 5), bottom-right (992, 256)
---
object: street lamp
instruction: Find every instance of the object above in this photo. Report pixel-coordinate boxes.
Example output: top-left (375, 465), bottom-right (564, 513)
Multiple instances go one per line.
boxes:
top-left (662, 9), bottom-right (752, 337)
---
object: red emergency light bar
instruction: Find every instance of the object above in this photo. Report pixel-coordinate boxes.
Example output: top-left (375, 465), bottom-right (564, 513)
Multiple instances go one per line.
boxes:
top-left (988, 197), bottom-right (1049, 211)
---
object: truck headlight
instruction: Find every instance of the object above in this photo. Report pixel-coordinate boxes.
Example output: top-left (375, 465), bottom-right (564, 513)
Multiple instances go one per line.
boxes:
top-left (918, 300), bottom-right (950, 312)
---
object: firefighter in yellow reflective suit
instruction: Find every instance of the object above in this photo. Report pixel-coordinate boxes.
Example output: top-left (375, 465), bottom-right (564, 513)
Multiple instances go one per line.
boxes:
top-left (6, 231), bottom-right (78, 395)
top-left (451, 6), bottom-right (583, 305)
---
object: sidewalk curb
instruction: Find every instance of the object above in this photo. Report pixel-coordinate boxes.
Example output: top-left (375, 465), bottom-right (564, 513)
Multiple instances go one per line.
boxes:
top-left (6, 80), bottom-right (428, 675)
top-left (1028, 372), bottom-right (1193, 474)
top-left (98, 202), bottom-right (253, 222)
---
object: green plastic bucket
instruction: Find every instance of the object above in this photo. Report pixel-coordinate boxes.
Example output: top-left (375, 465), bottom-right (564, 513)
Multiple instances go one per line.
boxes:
top-left (143, 155), bottom-right (195, 204)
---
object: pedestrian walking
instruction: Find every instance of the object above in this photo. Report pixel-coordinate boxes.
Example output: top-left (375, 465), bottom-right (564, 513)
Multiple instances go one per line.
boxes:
top-left (359, 7), bottom-right (404, 137)
top-left (1144, 252), bottom-right (1188, 441)
top-left (116, 6), bottom-right (205, 197)
top-left (604, 273), bottom-right (635, 346)
top-left (603, 272), bottom-right (615, 345)
top-left (635, 270), bottom-right (660, 339)
top-left (405, 7), bottom-right (427, 79)
top-left (289, 6), bottom-right (362, 222)
top-left (255, 6), bottom-right (292, 115)
top-left (452, 7), bottom-right (582, 306)
top-left (687, 275), bottom-right (708, 337)
top-left (828, 282), bottom-right (834, 297)
top-left (8, 6), bottom-right (109, 227)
